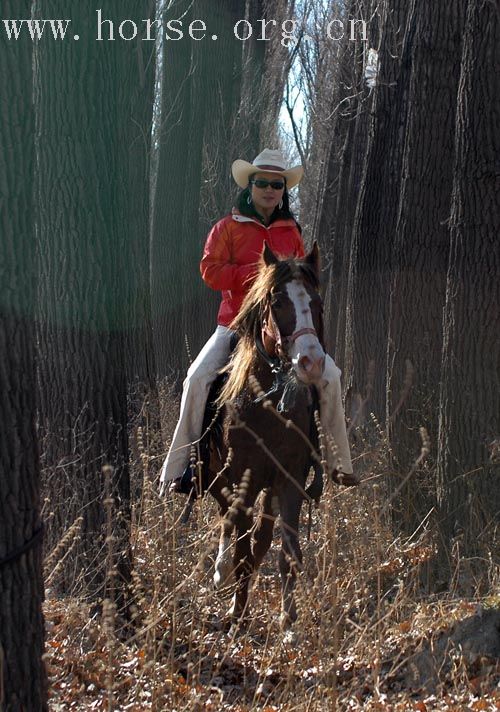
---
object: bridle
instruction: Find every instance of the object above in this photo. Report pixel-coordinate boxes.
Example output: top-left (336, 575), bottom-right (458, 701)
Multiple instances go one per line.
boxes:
top-left (252, 281), bottom-right (322, 412)
top-left (261, 295), bottom-right (318, 361)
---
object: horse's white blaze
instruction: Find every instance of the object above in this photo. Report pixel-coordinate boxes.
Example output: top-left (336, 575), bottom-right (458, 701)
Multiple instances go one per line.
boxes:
top-left (285, 280), bottom-right (325, 381)
top-left (214, 534), bottom-right (233, 589)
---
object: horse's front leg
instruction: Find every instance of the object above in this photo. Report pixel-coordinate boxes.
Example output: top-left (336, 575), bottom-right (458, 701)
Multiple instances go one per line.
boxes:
top-left (252, 488), bottom-right (278, 569)
top-left (211, 484), bottom-right (235, 589)
top-left (228, 483), bottom-right (256, 624)
top-left (214, 515), bottom-right (234, 589)
top-left (278, 487), bottom-right (303, 629)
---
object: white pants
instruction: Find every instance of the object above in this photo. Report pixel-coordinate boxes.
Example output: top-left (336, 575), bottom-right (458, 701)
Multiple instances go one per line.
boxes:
top-left (159, 326), bottom-right (353, 485)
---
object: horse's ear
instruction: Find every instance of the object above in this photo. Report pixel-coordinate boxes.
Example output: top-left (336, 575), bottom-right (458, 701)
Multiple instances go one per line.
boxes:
top-left (262, 242), bottom-right (279, 266)
top-left (305, 241), bottom-right (321, 277)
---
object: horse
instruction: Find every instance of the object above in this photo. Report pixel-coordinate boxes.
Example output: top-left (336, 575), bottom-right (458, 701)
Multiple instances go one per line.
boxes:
top-left (200, 241), bottom-right (331, 629)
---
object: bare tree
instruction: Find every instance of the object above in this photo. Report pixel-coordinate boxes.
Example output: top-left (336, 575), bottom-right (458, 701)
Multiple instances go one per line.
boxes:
top-left (126, 0), bottom-right (157, 389)
top-left (343, 0), bottom-right (414, 420)
top-left (385, 0), bottom-right (466, 527)
top-left (0, 1), bottom-right (46, 707)
top-left (34, 2), bottom-right (137, 603)
top-left (436, 0), bottom-right (500, 572)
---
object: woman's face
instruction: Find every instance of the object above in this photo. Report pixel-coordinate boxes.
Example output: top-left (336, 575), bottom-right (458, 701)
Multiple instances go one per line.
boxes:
top-left (250, 171), bottom-right (286, 219)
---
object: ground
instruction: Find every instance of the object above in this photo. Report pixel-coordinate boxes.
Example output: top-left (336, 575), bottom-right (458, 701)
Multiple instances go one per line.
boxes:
top-left (43, 476), bottom-right (500, 711)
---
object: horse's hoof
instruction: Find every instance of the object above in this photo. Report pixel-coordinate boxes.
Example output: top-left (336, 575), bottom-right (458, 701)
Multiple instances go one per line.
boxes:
top-left (228, 622), bottom-right (244, 637)
top-left (282, 628), bottom-right (298, 646)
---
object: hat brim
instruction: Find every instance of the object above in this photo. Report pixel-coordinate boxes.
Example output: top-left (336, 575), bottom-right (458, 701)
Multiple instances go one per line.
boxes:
top-left (232, 159), bottom-right (304, 190)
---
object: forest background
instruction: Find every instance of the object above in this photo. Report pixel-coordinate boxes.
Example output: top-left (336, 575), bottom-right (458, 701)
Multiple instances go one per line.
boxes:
top-left (1, 0), bottom-right (499, 709)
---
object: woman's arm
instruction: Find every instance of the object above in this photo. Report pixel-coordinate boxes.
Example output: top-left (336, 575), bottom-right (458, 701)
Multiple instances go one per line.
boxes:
top-left (200, 219), bottom-right (256, 291)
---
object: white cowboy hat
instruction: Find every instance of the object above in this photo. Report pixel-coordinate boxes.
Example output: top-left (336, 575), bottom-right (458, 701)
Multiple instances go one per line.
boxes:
top-left (232, 148), bottom-right (304, 190)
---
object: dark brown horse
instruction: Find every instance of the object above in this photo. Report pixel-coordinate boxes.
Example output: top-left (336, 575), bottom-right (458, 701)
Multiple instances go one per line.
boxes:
top-left (204, 242), bottom-right (329, 628)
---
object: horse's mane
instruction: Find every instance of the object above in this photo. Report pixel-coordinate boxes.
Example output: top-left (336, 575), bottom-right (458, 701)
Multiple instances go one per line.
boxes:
top-left (217, 256), bottom-right (320, 404)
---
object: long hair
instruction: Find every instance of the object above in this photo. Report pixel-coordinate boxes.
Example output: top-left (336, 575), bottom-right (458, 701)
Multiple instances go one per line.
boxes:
top-left (217, 257), bottom-right (320, 404)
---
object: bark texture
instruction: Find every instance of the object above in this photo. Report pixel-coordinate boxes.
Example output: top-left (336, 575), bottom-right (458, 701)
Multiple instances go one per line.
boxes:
top-left (125, 0), bottom-right (157, 388)
top-left (385, 0), bottom-right (466, 528)
top-left (34, 2), bottom-right (134, 601)
top-left (0, 1), bottom-right (47, 707)
top-left (436, 0), bottom-right (500, 567)
top-left (344, 0), bottom-right (414, 422)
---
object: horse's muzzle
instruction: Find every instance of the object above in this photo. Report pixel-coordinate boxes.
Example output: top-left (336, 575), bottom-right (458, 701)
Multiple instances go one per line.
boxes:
top-left (294, 353), bottom-right (325, 384)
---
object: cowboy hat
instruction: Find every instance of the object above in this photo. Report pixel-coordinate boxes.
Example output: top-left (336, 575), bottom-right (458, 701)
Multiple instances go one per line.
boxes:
top-left (232, 148), bottom-right (304, 190)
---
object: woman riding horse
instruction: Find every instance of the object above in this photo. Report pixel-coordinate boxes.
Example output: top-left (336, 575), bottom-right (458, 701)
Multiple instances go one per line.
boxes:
top-left (209, 242), bottom-right (337, 626)
top-left (159, 148), bottom-right (357, 493)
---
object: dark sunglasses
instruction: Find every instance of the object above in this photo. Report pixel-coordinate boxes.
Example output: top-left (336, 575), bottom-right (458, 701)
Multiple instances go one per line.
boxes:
top-left (250, 178), bottom-right (285, 190)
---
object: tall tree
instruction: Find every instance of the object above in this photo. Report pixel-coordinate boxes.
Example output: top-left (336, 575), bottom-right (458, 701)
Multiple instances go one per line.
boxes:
top-left (343, 0), bottom-right (414, 421)
top-left (34, 2), bottom-right (138, 601)
top-left (385, 0), bottom-right (465, 526)
top-left (330, 0), bottom-right (378, 363)
top-left (125, 0), bottom-right (157, 388)
top-left (436, 0), bottom-right (500, 569)
top-left (0, 1), bottom-right (47, 707)
top-left (309, 0), bottom-right (365, 354)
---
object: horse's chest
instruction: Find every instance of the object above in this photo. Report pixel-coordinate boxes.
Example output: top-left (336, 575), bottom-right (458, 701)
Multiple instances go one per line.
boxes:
top-left (224, 392), bottom-right (312, 473)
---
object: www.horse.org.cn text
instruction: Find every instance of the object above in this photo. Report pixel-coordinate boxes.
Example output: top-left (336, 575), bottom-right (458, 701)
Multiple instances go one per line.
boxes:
top-left (2, 11), bottom-right (368, 46)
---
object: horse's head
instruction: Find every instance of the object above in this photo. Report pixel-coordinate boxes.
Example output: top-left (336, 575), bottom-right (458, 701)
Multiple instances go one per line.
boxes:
top-left (261, 242), bottom-right (326, 385)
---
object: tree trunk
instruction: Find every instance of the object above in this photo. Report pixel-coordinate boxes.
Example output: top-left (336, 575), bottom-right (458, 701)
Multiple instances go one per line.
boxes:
top-left (0, 2), bottom-right (47, 707)
top-left (34, 2), bottom-right (133, 603)
top-left (436, 0), bottom-right (500, 574)
top-left (333, 74), bottom-right (372, 367)
top-left (312, 0), bottom-right (360, 355)
top-left (385, 0), bottom-right (465, 528)
top-left (125, 0), bottom-right (157, 389)
top-left (344, 0), bottom-right (415, 424)
top-left (200, 0), bottom-right (245, 232)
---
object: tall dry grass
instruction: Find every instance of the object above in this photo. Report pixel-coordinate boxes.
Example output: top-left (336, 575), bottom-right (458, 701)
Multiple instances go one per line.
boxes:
top-left (43, 381), bottom-right (499, 710)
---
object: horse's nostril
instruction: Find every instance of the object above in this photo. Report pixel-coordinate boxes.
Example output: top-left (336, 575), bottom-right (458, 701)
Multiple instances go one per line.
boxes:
top-left (299, 355), bottom-right (313, 371)
top-left (298, 354), bottom-right (324, 375)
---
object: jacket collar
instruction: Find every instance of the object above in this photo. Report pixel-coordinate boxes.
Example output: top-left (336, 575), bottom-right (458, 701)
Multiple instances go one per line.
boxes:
top-left (232, 212), bottom-right (260, 224)
top-left (231, 208), bottom-right (294, 229)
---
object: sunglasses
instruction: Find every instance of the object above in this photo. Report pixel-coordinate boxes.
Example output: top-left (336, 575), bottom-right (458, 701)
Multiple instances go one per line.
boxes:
top-left (250, 178), bottom-right (285, 190)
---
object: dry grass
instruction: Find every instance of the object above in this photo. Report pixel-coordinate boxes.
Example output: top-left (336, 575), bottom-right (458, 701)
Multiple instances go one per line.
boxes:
top-left (43, 386), bottom-right (500, 711)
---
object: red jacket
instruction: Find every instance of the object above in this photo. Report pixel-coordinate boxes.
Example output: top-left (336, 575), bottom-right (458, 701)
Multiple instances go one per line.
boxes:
top-left (200, 211), bottom-right (305, 326)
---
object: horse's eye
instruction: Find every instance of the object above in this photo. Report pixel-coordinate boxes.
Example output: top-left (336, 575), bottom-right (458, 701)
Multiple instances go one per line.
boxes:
top-left (271, 296), bottom-right (283, 309)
